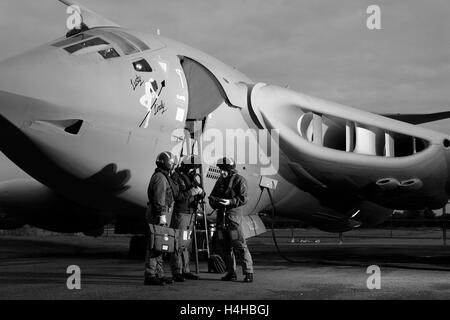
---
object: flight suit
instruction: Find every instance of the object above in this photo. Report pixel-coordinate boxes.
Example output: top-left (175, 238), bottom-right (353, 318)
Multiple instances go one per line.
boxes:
top-left (170, 169), bottom-right (197, 276)
top-left (144, 168), bottom-right (177, 279)
top-left (209, 172), bottom-right (253, 276)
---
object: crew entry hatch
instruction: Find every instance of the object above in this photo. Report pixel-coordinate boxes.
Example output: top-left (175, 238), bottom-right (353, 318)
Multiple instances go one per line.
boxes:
top-left (177, 56), bottom-right (232, 217)
top-left (180, 57), bottom-right (227, 121)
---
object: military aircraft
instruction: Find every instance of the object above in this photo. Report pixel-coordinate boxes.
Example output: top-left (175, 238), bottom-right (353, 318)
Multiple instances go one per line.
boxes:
top-left (1, 1), bottom-right (449, 249)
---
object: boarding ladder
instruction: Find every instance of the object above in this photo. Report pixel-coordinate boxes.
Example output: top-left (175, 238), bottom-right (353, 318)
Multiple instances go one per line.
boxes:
top-left (182, 120), bottom-right (211, 273)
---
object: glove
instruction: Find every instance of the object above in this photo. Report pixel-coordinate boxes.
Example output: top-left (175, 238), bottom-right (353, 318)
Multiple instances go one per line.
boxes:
top-left (219, 199), bottom-right (231, 206)
top-left (159, 215), bottom-right (167, 226)
top-left (190, 186), bottom-right (203, 196)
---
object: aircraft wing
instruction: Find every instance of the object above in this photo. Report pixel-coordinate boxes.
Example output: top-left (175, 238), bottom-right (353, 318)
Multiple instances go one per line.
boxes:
top-left (380, 111), bottom-right (450, 125)
top-left (248, 83), bottom-right (450, 210)
top-left (58, 0), bottom-right (120, 29)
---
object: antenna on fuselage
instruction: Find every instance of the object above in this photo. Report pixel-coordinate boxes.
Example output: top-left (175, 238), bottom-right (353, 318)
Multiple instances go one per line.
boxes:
top-left (66, 23), bottom-right (89, 38)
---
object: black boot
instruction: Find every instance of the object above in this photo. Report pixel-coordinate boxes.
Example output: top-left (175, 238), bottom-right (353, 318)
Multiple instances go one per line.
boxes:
top-left (244, 273), bottom-right (253, 283)
top-left (221, 272), bottom-right (237, 281)
top-left (158, 277), bottom-right (174, 284)
top-left (173, 274), bottom-right (185, 282)
top-left (144, 276), bottom-right (165, 286)
top-left (183, 272), bottom-right (199, 280)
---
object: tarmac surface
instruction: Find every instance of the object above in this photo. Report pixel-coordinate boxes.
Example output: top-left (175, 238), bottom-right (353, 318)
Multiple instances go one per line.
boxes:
top-left (0, 229), bottom-right (450, 300)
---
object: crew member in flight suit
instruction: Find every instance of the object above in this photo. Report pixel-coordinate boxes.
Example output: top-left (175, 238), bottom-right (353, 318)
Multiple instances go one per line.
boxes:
top-left (209, 157), bottom-right (254, 283)
top-left (170, 155), bottom-right (205, 282)
top-left (144, 151), bottom-right (178, 286)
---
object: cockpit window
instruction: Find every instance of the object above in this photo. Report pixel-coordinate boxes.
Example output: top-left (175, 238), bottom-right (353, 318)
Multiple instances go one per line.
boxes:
top-left (54, 29), bottom-right (153, 59)
top-left (99, 47), bottom-right (120, 60)
top-left (112, 30), bottom-right (150, 52)
top-left (133, 59), bottom-right (153, 72)
top-left (64, 37), bottom-right (109, 54)
top-left (88, 30), bottom-right (139, 56)
top-left (52, 34), bottom-right (93, 48)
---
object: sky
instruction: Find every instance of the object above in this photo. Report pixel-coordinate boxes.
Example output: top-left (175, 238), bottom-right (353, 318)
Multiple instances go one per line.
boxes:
top-left (0, 0), bottom-right (449, 134)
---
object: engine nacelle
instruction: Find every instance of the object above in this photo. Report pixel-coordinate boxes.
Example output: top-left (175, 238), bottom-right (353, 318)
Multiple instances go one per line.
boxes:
top-left (249, 83), bottom-right (450, 210)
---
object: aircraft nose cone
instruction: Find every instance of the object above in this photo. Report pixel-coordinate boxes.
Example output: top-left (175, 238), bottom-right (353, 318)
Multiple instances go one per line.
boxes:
top-left (0, 73), bottom-right (23, 128)
top-left (0, 54), bottom-right (35, 127)
top-left (0, 44), bottom-right (67, 127)
top-left (0, 45), bottom-right (52, 97)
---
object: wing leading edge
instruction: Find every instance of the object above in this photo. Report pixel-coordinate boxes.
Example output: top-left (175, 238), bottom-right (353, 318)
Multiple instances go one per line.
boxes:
top-left (380, 111), bottom-right (450, 125)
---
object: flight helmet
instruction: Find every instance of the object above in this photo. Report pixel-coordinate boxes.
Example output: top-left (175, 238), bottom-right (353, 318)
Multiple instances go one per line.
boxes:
top-left (216, 157), bottom-right (236, 173)
top-left (156, 151), bottom-right (177, 171)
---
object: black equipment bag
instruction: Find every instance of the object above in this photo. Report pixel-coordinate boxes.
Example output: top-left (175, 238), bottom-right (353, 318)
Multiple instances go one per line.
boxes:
top-left (208, 231), bottom-right (227, 274)
top-left (208, 254), bottom-right (227, 274)
top-left (148, 224), bottom-right (177, 253)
